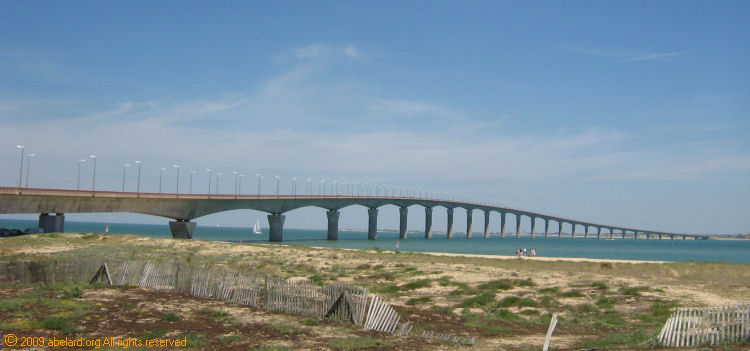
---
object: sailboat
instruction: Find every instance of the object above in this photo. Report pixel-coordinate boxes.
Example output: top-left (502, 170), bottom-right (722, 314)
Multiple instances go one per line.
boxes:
top-left (253, 220), bottom-right (262, 235)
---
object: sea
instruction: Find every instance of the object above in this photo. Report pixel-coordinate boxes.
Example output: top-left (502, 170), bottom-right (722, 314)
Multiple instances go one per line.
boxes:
top-left (1, 219), bottom-right (748, 264)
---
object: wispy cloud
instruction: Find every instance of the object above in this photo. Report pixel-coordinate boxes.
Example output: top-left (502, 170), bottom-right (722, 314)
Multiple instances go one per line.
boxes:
top-left (562, 45), bottom-right (690, 63)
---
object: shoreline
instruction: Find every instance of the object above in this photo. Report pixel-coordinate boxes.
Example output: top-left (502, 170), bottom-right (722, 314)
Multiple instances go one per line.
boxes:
top-left (307, 245), bottom-right (667, 264)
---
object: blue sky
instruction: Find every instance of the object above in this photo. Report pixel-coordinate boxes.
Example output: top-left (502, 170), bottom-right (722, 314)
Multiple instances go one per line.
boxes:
top-left (1, 1), bottom-right (748, 234)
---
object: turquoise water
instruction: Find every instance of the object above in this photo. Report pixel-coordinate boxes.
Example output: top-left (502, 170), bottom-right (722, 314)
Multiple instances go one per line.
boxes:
top-left (1, 219), bottom-right (748, 264)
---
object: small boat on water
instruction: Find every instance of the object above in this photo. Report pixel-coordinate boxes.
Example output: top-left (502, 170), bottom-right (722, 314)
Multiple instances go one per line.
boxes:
top-left (253, 220), bottom-right (262, 235)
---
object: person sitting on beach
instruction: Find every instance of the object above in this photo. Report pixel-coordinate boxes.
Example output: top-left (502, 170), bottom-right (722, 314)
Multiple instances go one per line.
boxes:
top-left (530, 248), bottom-right (536, 257)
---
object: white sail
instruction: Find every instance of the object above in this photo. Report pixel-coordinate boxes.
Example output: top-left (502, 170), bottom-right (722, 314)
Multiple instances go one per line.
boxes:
top-left (253, 220), bottom-right (262, 235)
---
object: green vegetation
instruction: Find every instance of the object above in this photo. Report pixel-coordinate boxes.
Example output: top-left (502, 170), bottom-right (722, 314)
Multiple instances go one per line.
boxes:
top-left (160, 312), bottom-right (182, 321)
top-left (405, 296), bottom-right (432, 305)
top-left (328, 336), bottom-right (393, 350)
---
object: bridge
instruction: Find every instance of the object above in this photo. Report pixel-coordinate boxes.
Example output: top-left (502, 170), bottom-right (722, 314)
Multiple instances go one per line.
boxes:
top-left (0, 187), bottom-right (709, 241)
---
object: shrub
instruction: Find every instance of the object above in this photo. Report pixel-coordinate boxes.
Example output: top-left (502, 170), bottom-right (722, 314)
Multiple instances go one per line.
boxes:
top-left (457, 292), bottom-right (496, 308)
top-left (478, 280), bottom-right (514, 291)
top-left (499, 296), bottom-right (521, 307)
top-left (301, 318), bottom-right (319, 326)
top-left (596, 297), bottom-right (615, 309)
top-left (591, 281), bottom-right (608, 290)
top-left (406, 296), bottom-right (432, 305)
top-left (401, 279), bottom-right (431, 290)
top-left (518, 298), bottom-right (538, 307)
top-left (560, 291), bottom-right (585, 298)
top-left (160, 312), bottom-right (182, 321)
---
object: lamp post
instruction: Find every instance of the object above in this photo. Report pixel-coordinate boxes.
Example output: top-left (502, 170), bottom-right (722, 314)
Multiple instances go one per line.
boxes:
top-left (89, 155), bottom-right (97, 192)
top-left (232, 171), bottom-right (239, 196)
top-left (239, 174), bottom-right (244, 195)
top-left (256, 173), bottom-right (262, 199)
top-left (320, 179), bottom-right (326, 196)
top-left (292, 176), bottom-right (297, 198)
top-left (174, 165), bottom-right (180, 197)
top-left (15, 145), bottom-right (24, 189)
top-left (159, 167), bottom-right (166, 193)
top-left (24, 153), bottom-right (36, 188)
top-left (275, 176), bottom-right (281, 198)
top-left (332, 180), bottom-right (337, 196)
top-left (206, 169), bottom-right (212, 197)
top-left (134, 161), bottom-right (142, 195)
top-left (77, 159), bottom-right (86, 190)
top-left (216, 172), bottom-right (221, 194)
top-left (189, 170), bottom-right (196, 194)
top-left (121, 163), bottom-right (130, 192)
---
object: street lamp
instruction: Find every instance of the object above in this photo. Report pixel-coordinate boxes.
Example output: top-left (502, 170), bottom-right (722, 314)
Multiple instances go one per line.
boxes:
top-left (159, 167), bottom-right (166, 193)
top-left (134, 161), bottom-right (142, 195)
top-left (255, 173), bottom-right (262, 199)
top-left (320, 179), bottom-right (326, 196)
top-left (292, 176), bottom-right (297, 198)
top-left (206, 169), bottom-right (212, 197)
top-left (121, 164), bottom-right (130, 192)
top-left (89, 155), bottom-right (97, 192)
top-left (174, 165), bottom-right (180, 197)
top-left (332, 180), bottom-right (337, 196)
top-left (275, 176), bottom-right (281, 198)
top-left (239, 174), bottom-right (245, 195)
top-left (77, 159), bottom-right (86, 190)
top-left (15, 145), bottom-right (24, 189)
top-left (25, 153), bottom-right (36, 188)
top-left (189, 170), bottom-right (196, 194)
top-left (216, 172), bottom-right (222, 194)
top-left (356, 181), bottom-right (360, 197)
top-left (232, 171), bottom-right (239, 196)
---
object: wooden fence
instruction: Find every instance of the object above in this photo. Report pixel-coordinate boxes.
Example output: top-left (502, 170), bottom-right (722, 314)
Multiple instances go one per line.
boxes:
top-left (657, 304), bottom-right (750, 347)
top-left (0, 259), bottom-right (474, 345)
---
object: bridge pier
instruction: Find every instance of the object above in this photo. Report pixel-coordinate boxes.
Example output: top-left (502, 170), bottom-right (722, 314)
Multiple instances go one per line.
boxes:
top-left (584, 225), bottom-right (590, 239)
top-left (399, 207), bottom-right (408, 239)
top-left (169, 219), bottom-right (195, 239)
top-left (425, 207), bottom-right (433, 239)
top-left (558, 221), bottom-right (563, 238)
top-left (466, 210), bottom-right (473, 239)
top-left (597, 227), bottom-right (602, 239)
top-left (326, 210), bottom-right (340, 240)
top-left (571, 223), bottom-right (576, 239)
top-left (483, 210), bottom-right (490, 238)
top-left (367, 208), bottom-right (378, 240)
top-left (633, 231), bottom-right (638, 240)
top-left (446, 208), bottom-right (455, 239)
top-left (515, 214), bottom-right (521, 238)
top-left (530, 217), bottom-right (536, 238)
top-left (500, 212), bottom-right (506, 239)
top-left (544, 219), bottom-right (550, 238)
top-left (39, 213), bottom-right (65, 233)
top-left (268, 214), bottom-right (285, 242)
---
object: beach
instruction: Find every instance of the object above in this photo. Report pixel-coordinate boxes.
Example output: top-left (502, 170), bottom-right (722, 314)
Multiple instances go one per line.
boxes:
top-left (1, 233), bottom-right (749, 350)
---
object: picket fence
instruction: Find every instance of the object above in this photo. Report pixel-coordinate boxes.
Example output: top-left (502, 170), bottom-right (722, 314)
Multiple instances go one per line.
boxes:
top-left (0, 259), bottom-right (474, 345)
top-left (657, 304), bottom-right (750, 347)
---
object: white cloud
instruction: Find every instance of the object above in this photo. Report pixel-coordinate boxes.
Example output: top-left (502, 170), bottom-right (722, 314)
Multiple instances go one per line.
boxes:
top-left (562, 45), bottom-right (690, 63)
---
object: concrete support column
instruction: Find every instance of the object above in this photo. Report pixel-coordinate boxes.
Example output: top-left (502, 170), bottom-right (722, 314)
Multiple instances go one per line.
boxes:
top-left (268, 214), bottom-right (285, 242)
top-left (446, 208), bottom-right (455, 239)
top-left (529, 217), bottom-right (536, 238)
top-left (169, 220), bottom-right (196, 239)
top-left (367, 208), bottom-right (378, 240)
top-left (558, 221), bottom-right (563, 238)
top-left (670, 234), bottom-right (674, 240)
top-left (515, 214), bottom-right (521, 238)
top-left (500, 212), bottom-right (506, 239)
top-left (571, 223), bottom-right (576, 239)
top-left (326, 210), bottom-right (340, 241)
top-left (584, 225), bottom-right (590, 239)
top-left (466, 210), bottom-right (473, 239)
top-left (424, 207), bottom-right (433, 239)
top-left (633, 231), bottom-right (638, 240)
top-left (483, 210), bottom-right (491, 238)
top-left (544, 219), bottom-right (550, 238)
top-left (658, 234), bottom-right (663, 240)
top-left (399, 206), bottom-right (408, 239)
top-left (39, 213), bottom-right (65, 233)
top-left (597, 227), bottom-right (602, 239)
top-left (621, 230), bottom-right (627, 239)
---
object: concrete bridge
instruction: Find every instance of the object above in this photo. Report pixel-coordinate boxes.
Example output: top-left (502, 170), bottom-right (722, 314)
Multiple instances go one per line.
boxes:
top-left (0, 187), bottom-right (709, 241)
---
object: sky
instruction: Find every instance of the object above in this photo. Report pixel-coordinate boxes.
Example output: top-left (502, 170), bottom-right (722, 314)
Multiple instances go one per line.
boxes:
top-left (1, 1), bottom-right (748, 234)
